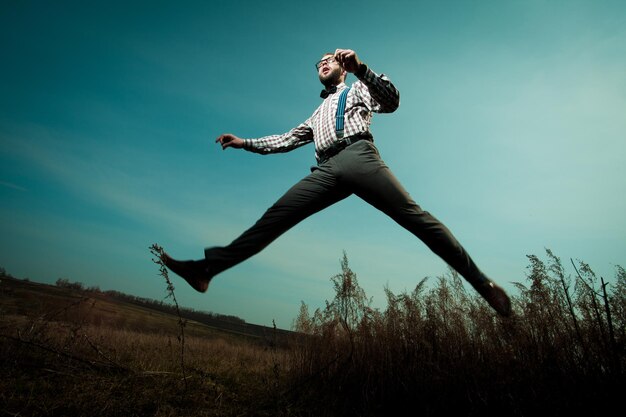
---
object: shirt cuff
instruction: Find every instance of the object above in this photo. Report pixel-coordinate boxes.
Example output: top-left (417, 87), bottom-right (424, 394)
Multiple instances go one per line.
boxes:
top-left (359, 66), bottom-right (381, 86)
top-left (242, 139), bottom-right (254, 150)
top-left (355, 63), bottom-right (370, 80)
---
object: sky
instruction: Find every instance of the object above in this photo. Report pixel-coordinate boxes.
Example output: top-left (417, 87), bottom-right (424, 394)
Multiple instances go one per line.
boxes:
top-left (1, 0), bottom-right (625, 328)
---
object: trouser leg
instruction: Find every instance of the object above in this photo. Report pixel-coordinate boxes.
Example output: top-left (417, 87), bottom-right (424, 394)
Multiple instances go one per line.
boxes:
top-left (341, 141), bottom-right (487, 285)
top-left (205, 164), bottom-right (349, 274)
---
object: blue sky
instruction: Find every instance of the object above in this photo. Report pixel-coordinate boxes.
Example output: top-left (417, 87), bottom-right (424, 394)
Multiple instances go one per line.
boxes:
top-left (1, 0), bottom-right (624, 328)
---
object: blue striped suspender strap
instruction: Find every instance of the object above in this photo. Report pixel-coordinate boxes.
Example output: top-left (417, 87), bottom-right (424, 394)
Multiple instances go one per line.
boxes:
top-left (335, 87), bottom-right (351, 139)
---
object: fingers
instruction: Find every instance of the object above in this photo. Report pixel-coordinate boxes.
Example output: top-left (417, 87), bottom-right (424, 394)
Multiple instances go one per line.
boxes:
top-left (333, 49), bottom-right (360, 72)
top-left (216, 134), bottom-right (233, 150)
top-left (216, 134), bottom-right (243, 150)
top-left (334, 49), bottom-right (350, 66)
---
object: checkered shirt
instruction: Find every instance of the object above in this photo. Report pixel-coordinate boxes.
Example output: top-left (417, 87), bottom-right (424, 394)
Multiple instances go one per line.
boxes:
top-left (242, 67), bottom-right (400, 161)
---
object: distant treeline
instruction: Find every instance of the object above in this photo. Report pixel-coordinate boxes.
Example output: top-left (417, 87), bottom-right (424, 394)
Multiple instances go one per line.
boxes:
top-left (54, 277), bottom-right (245, 324)
top-left (52, 277), bottom-right (293, 339)
top-left (0, 267), bottom-right (292, 338)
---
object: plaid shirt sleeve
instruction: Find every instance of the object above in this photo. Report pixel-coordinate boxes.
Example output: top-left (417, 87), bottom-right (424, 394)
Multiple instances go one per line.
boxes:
top-left (241, 115), bottom-right (315, 154)
top-left (353, 67), bottom-right (400, 114)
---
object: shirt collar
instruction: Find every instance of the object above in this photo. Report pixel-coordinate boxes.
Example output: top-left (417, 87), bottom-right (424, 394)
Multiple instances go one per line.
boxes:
top-left (320, 82), bottom-right (348, 99)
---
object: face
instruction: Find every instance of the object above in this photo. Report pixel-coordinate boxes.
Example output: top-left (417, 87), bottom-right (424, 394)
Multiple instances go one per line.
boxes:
top-left (317, 54), bottom-right (345, 87)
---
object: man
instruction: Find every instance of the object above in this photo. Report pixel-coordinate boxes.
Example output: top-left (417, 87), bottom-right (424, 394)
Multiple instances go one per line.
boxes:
top-left (163, 49), bottom-right (511, 316)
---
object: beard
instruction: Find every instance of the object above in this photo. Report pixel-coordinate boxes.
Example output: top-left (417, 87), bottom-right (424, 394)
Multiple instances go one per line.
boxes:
top-left (319, 66), bottom-right (344, 88)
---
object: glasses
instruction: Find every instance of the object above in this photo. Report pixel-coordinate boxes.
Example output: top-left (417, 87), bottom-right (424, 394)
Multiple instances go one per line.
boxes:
top-left (315, 57), bottom-right (336, 70)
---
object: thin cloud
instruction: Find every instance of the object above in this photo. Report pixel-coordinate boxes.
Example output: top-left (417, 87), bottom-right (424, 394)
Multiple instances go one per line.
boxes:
top-left (0, 180), bottom-right (27, 192)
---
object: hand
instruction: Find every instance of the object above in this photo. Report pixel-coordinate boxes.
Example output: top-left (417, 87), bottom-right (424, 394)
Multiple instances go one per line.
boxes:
top-left (334, 49), bottom-right (362, 74)
top-left (216, 133), bottom-right (244, 150)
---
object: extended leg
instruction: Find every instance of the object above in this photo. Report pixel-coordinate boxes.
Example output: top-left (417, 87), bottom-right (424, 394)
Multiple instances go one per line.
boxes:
top-left (164, 165), bottom-right (349, 291)
top-left (339, 141), bottom-right (511, 315)
top-left (204, 165), bottom-right (350, 274)
top-left (357, 172), bottom-right (485, 285)
top-left (341, 142), bottom-right (485, 284)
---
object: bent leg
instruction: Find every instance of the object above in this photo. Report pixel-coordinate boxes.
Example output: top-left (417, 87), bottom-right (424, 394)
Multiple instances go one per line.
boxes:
top-left (205, 165), bottom-right (350, 274)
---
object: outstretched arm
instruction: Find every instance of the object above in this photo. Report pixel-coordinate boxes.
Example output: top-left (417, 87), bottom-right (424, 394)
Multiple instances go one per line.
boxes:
top-left (215, 120), bottom-right (314, 155)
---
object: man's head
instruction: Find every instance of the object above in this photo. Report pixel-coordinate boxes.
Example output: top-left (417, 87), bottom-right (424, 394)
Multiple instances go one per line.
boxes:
top-left (316, 52), bottom-right (346, 88)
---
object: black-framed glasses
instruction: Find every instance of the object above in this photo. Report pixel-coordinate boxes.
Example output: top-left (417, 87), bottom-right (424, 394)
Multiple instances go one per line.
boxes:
top-left (315, 57), bottom-right (336, 70)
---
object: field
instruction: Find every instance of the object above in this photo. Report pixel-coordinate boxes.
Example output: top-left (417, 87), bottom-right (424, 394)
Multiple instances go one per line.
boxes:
top-left (0, 274), bottom-right (292, 416)
top-left (1, 249), bottom-right (625, 416)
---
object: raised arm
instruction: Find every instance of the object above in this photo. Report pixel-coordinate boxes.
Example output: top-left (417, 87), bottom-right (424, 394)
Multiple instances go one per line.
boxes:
top-left (334, 48), bottom-right (400, 113)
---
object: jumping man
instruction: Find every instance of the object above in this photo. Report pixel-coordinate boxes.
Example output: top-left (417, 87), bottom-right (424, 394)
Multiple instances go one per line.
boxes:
top-left (163, 49), bottom-right (512, 316)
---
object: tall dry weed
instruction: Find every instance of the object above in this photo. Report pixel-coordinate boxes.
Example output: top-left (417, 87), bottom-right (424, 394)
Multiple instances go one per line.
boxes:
top-left (288, 250), bottom-right (625, 416)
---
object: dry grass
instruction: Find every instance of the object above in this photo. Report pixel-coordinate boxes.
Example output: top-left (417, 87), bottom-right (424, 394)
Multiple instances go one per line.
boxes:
top-left (288, 251), bottom-right (626, 416)
top-left (1, 248), bottom-right (624, 416)
top-left (0, 277), bottom-right (293, 417)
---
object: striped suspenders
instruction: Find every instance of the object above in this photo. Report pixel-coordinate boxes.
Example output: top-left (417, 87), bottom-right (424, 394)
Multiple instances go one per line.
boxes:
top-left (335, 87), bottom-right (351, 139)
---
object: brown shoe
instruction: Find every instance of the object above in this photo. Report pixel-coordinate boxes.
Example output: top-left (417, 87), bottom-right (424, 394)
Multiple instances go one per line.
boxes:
top-left (162, 252), bottom-right (213, 293)
top-left (475, 280), bottom-right (512, 317)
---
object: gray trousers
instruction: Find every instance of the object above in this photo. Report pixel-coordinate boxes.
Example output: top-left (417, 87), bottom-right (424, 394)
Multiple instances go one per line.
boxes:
top-left (205, 140), bottom-right (487, 286)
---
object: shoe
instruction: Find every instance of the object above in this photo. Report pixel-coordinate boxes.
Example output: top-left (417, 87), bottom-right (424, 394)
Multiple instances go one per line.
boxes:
top-left (161, 252), bottom-right (213, 293)
top-left (474, 280), bottom-right (512, 317)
